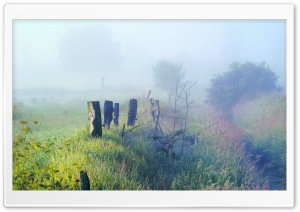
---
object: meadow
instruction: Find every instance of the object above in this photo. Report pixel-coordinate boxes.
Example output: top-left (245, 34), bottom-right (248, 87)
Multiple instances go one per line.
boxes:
top-left (12, 90), bottom-right (286, 190)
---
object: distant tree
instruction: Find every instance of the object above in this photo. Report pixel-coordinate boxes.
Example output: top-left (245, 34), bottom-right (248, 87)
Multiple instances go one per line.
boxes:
top-left (101, 77), bottom-right (105, 91)
top-left (206, 61), bottom-right (282, 120)
top-left (153, 60), bottom-right (185, 100)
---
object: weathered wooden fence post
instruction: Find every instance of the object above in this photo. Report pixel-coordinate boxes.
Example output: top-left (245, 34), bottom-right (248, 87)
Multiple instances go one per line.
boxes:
top-left (113, 103), bottom-right (119, 126)
top-left (154, 100), bottom-right (161, 135)
top-left (121, 123), bottom-right (125, 138)
top-left (104, 100), bottom-right (114, 129)
top-left (150, 98), bottom-right (156, 121)
top-left (87, 101), bottom-right (102, 138)
top-left (155, 100), bottom-right (160, 119)
top-left (146, 90), bottom-right (151, 100)
top-left (80, 171), bottom-right (90, 190)
top-left (127, 99), bottom-right (137, 126)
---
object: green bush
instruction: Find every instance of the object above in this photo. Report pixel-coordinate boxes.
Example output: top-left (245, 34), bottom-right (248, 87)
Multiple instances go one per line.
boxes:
top-left (206, 61), bottom-right (282, 120)
top-left (13, 120), bottom-right (82, 190)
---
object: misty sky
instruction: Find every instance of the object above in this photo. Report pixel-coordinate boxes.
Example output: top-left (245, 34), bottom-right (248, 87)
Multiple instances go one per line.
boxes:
top-left (13, 20), bottom-right (286, 92)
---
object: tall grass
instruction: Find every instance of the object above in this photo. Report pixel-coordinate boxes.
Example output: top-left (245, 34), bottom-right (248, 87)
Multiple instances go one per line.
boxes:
top-left (13, 122), bottom-right (146, 190)
top-left (13, 95), bottom-right (268, 190)
top-left (232, 92), bottom-right (286, 189)
top-left (170, 105), bottom-right (267, 190)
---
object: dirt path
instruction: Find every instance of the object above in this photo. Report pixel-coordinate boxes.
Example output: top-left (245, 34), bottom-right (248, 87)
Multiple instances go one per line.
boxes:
top-left (244, 140), bottom-right (286, 190)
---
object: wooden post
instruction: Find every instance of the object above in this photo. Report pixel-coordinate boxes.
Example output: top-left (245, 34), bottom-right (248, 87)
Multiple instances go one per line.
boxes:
top-left (127, 99), bottom-right (137, 126)
top-left (155, 100), bottom-right (160, 111)
top-left (146, 90), bottom-right (151, 100)
top-left (87, 101), bottom-right (102, 138)
top-left (150, 98), bottom-right (156, 121)
top-left (104, 100), bottom-right (114, 129)
top-left (154, 100), bottom-right (160, 135)
top-left (113, 103), bottom-right (119, 126)
top-left (121, 124), bottom-right (125, 138)
top-left (80, 171), bottom-right (90, 190)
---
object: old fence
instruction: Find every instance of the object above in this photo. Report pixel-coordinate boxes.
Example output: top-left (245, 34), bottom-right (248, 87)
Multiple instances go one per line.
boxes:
top-left (87, 98), bottom-right (140, 138)
top-left (83, 92), bottom-right (162, 189)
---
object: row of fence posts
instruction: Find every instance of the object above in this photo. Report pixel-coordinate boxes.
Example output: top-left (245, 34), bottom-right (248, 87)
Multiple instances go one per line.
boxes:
top-left (87, 99), bottom-right (138, 138)
top-left (82, 91), bottom-right (160, 190)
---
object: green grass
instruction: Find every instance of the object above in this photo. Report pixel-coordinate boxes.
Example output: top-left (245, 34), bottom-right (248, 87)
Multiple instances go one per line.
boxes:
top-left (169, 105), bottom-right (266, 190)
top-left (232, 92), bottom-right (286, 189)
top-left (12, 95), bottom-right (273, 190)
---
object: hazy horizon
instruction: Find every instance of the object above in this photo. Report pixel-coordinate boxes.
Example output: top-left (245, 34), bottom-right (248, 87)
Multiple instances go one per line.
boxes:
top-left (13, 19), bottom-right (286, 95)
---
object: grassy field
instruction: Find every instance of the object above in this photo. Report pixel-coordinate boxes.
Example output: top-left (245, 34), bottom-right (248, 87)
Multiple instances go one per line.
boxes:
top-left (12, 91), bottom-right (285, 190)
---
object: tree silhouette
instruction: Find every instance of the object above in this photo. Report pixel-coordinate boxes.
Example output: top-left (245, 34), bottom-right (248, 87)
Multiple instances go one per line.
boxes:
top-left (153, 60), bottom-right (185, 100)
top-left (206, 61), bottom-right (281, 120)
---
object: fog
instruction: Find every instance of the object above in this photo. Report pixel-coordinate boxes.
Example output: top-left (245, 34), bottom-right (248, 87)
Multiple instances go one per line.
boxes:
top-left (13, 20), bottom-right (286, 99)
